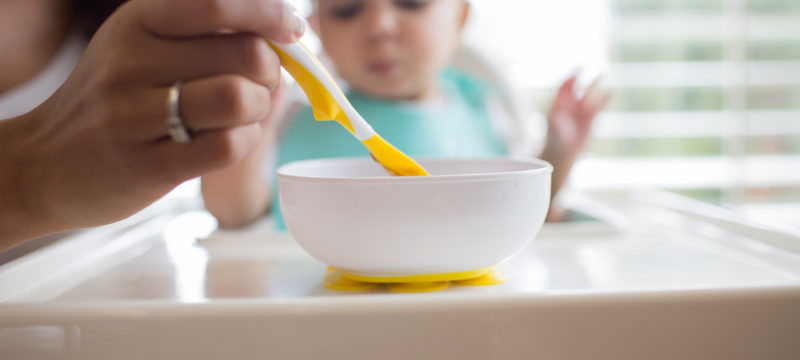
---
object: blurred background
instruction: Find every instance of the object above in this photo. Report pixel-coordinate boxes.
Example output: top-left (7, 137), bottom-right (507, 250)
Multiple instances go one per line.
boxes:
top-left (289, 0), bottom-right (799, 229)
top-left (467, 0), bottom-right (800, 231)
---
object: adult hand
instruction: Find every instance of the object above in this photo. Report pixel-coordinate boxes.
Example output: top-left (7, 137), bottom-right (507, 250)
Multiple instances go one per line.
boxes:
top-left (0, 0), bottom-right (304, 249)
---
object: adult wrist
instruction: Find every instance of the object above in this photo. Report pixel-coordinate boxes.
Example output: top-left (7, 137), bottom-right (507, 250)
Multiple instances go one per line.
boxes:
top-left (0, 113), bottom-right (62, 250)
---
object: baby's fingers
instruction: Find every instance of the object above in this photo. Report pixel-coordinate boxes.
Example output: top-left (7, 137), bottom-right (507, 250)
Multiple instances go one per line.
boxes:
top-left (580, 77), bottom-right (612, 116)
top-left (552, 76), bottom-right (578, 109)
top-left (132, 0), bottom-right (304, 42)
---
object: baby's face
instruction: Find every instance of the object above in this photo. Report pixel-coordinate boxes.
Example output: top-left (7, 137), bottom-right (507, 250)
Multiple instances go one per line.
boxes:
top-left (312, 0), bottom-right (468, 100)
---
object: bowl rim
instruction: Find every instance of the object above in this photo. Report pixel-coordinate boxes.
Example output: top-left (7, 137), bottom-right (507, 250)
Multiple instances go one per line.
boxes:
top-left (276, 157), bottom-right (553, 183)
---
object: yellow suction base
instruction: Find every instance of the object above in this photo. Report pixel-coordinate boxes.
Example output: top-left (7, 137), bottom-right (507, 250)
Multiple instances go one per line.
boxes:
top-left (323, 267), bottom-right (507, 293)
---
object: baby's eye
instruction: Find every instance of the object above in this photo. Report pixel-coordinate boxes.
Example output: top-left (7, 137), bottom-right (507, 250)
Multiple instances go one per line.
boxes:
top-left (394, 0), bottom-right (430, 11)
top-left (330, 2), bottom-right (363, 20)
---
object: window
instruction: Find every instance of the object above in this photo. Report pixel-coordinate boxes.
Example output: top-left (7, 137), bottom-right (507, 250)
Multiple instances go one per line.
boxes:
top-left (465, 0), bottom-right (800, 229)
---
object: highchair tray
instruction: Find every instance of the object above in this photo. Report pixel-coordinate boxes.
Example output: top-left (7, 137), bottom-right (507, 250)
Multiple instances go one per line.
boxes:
top-left (1, 189), bottom-right (799, 359)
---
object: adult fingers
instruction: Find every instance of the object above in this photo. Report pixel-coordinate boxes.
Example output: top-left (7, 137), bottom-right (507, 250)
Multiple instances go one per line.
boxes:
top-left (123, 32), bottom-right (283, 90)
top-left (132, 0), bottom-right (304, 42)
top-left (180, 75), bottom-right (272, 132)
top-left (114, 75), bottom-right (271, 141)
top-left (140, 122), bottom-right (265, 183)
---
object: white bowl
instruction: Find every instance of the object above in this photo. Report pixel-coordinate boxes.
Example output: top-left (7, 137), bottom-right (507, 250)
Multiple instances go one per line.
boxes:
top-left (276, 157), bottom-right (552, 277)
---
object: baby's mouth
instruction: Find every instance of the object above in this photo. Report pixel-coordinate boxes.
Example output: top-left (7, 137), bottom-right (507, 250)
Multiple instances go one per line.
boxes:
top-left (367, 60), bottom-right (398, 75)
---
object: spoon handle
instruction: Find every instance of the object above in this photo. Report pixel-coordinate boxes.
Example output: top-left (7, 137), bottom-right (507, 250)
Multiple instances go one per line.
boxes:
top-left (266, 40), bottom-right (376, 141)
top-left (266, 39), bottom-right (429, 176)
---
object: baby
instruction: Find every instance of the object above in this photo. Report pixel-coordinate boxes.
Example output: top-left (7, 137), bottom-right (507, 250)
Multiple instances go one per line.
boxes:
top-left (201, 0), bottom-right (608, 228)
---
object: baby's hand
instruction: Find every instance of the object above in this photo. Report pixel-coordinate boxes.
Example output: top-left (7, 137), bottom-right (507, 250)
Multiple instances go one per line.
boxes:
top-left (541, 75), bottom-right (610, 222)
top-left (546, 75), bottom-right (610, 160)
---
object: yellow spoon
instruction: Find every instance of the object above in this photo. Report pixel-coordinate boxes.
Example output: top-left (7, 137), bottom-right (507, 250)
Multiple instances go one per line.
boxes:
top-left (266, 39), bottom-right (429, 177)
